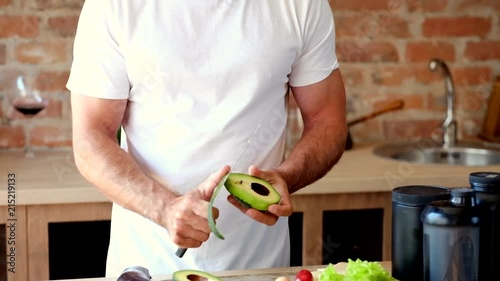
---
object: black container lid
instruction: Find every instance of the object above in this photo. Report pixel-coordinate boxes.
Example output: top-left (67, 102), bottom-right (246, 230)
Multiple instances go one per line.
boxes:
top-left (469, 172), bottom-right (500, 193)
top-left (392, 185), bottom-right (450, 206)
top-left (421, 188), bottom-right (480, 226)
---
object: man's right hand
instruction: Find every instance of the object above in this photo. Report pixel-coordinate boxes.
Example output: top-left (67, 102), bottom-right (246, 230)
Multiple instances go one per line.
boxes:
top-left (164, 165), bottom-right (230, 248)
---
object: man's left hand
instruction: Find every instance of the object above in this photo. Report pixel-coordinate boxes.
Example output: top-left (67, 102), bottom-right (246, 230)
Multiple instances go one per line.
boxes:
top-left (227, 165), bottom-right (293, 225)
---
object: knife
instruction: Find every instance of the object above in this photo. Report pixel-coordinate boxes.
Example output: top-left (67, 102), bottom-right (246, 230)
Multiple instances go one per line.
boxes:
top-left (176, 123), bottom-right (262, 258)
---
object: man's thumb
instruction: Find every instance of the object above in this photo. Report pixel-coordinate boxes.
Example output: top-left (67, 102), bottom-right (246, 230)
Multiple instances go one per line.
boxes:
top-left (201, 165), bottom-right (231, 199)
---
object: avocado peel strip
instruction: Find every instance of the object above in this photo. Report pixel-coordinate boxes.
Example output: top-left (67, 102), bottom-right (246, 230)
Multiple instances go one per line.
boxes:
top-left (208, 174), bottom-right (228, 240)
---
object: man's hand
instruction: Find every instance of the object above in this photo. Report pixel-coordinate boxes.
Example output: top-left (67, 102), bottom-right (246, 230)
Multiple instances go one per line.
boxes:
top-left (164, 165), bottom-right (230, 248)
top-left (227, 165), bottom-right (293, 225)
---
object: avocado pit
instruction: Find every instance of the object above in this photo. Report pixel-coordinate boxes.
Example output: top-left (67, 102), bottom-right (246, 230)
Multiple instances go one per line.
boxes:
top-left (172, 270), bottom-right (223, 281)
top-left (186, 274), bottom-right (209, 281)
top-left (251, 182), bottom-right (270, 196)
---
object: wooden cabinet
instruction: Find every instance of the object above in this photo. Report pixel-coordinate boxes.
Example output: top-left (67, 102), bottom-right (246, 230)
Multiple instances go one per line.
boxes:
top-left (0, 193), bottom-right (392, 281)
top-left (26, 203), bottom-right (112, 281)
top-left (2, 146), bottom-right (491, 280)
top-left (290, 193), bottom-right (392, 266)
top-left (290, 208), bottom-right (385, 266)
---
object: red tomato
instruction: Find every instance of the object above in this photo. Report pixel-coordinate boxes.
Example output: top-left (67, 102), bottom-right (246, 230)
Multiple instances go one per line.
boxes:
top-left (295, 269), bottom-right (313, 281)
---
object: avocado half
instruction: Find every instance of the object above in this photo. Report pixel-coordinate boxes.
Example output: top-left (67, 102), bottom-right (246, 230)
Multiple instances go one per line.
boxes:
top-left (172, 269), bottom-right (223, 281)
top-left (224, 173), bottom-right (281, 211)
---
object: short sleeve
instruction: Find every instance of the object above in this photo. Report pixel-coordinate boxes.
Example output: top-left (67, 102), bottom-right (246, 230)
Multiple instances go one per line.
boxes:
top-left (288, 0), bottom-right (339, 87)
top-left (66, 0), bottom-right (130, 99)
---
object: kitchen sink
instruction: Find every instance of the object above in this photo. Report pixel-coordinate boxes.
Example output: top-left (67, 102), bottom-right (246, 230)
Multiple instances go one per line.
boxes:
top-left (373, 141), bottom-right (500, 166)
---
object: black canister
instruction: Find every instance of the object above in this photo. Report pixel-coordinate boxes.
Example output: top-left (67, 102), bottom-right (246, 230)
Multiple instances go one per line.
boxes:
top-left (392, 185), bottom-right (450, 281)
top-left (421, 188), bottom-right (480, 281)
top-left (469, 171), bottom-right (500, 281)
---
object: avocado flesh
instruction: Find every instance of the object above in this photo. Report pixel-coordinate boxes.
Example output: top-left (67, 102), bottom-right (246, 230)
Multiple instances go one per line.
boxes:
top-left (172, 269), bottom-right (223, 281)
top-left (224, 173), bottom-right (281, 211)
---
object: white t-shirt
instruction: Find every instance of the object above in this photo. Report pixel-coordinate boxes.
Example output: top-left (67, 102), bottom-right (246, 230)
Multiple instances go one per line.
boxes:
top-left (67, 0), bottom-right (338, 277)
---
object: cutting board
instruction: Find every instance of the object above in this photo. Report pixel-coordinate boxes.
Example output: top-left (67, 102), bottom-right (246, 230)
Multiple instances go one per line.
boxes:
top-left (162, 262), bottom-right (392, 281)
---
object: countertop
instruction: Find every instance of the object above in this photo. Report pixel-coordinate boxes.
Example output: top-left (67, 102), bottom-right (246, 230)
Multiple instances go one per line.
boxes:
top-left (1, 143), bottom-right (498, 206)
top-left (48, 261), bottom-right (392, 281)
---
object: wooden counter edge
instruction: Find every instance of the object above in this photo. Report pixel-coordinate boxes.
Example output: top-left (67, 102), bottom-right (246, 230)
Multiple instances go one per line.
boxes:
top-left (47, 262), bottom-right (392, 281)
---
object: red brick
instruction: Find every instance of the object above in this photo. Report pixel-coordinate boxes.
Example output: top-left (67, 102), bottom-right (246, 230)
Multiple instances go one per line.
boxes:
top-left (34, 71), bottom-right (70, 92)
top-left (406, 41), bottom-right (455, 62)
top-left (349, 119), bottom-right (385, 144)
top-left (465, 41), bottom-right (500, 61)
top-left (0, 44), bottom-right (5, 65)
top-left (452, 67), bottom-right (491, 86)
top-left (426, 91), bottom-right (447, 112)
top-left (0, 126), bottom-right (24, 148)
top-left (457, 0), bottom-right (500, 11)
top-left (424, 88), bottom-right (483, 116)
top-left (48, 15), bottom-right (79, 37)
top-left (15, 41), bottom-right (69, 64)
top-left (423, 17), bottom-right (492, 37)
top-left (0, 16), bottom-right (40, 38)
top-left (61, 98), bottom-right (72, 119)
top-left (409, 0), bottom-right (448, 12)
top-left (0, 69), bottom-right (23, 91)
top-left (456, 89), bottom-right (489, 116)
top-left (340, 66), bottom-right (364, 87)
top-left (370, 65), bottom-right (442, 86)
top-left (33, 0), bottom-right (83, 10)
top-left (0, 0), bottom-right (12, 8)
top-left (371, 66), bottom-right (413, 86)
top-left (383, 119), bottom-right (443, 139)
top-left (329, 0), bottom-right (393, 11)
top-left (336, 14), bottom-right (410, 39)
top-left (31, 124), bottom-right (72, 147)
top-left (337, 41), bottom-right (399, 63)
top-left (335, 15), bottom-right (365, 38)
top-left (8, 98), bottom-right (62, 119)
top-left (414, 67), bottom-right (446, 84)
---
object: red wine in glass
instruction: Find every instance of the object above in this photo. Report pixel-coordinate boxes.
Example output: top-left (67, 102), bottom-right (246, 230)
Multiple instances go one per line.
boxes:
top-left (10, 75), bottom-right (48, 157)
top-left (13, 102), bottom-right (46, 116)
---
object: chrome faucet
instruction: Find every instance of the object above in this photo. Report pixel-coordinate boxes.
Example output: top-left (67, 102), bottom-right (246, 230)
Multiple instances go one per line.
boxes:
top-left (429, 58), bottom-right (457, 148)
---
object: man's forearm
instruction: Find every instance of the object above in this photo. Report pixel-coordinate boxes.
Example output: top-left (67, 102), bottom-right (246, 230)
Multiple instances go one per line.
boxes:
top-left (73, 131), bottom-right (178, 224)
top-left (276, 119), bottom-right (347, 194)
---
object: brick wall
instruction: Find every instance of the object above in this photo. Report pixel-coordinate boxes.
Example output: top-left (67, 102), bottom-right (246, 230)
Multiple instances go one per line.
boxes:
top-left (329, 0), bottom-right (500, 144)
top-left (0, 0), bottom-right (80, 149)
top-left (0, 0), bottom-right (499, 150)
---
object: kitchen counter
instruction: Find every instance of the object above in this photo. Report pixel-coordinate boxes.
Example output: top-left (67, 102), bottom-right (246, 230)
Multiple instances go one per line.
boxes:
top-left (1, 143), bottom-right (495, 206)
top-left (0, 144), bottom-right (497, 281)
top-left (48, 262), bottom-right (391, 281)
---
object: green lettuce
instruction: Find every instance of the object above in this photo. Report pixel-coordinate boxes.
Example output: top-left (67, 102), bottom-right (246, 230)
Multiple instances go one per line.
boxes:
top-left (319, 259), bottom-right (399, 281)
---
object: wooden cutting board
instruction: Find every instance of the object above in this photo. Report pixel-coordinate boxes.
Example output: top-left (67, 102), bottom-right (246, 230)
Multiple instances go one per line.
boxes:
top-left (161, 262), bottom-right (392, 281)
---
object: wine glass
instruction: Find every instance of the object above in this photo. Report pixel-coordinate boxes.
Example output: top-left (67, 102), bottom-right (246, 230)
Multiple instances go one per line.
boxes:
top-left (10, 76), bottom-right (48, 158)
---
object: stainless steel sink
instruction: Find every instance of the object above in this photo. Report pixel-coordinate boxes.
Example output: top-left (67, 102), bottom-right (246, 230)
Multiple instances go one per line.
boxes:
top-left (372, 58), bottom-right (500, 167)
top-left (373, 141), bottom-right (500, 166)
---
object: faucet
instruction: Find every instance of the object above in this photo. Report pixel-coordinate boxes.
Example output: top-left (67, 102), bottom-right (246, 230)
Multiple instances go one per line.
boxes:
top-left (429, 58), bottom-right (457, 148)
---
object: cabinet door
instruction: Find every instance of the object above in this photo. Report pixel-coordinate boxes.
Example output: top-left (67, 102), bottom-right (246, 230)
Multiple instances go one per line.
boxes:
top-left (27, 203), bottom-right (112, 281)
top-left (289, 192), bottom-right (392, 266)
top-left (48, 220), bottom-right (110, 279)
top-left (322, 209), bottom-right (383, 264)
top-left (288, 212), bottom-right (303, 267)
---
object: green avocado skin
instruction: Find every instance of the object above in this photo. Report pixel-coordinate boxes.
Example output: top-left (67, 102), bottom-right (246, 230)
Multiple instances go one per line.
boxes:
top-left (172, 269), bottom-right (223, 281)
top-left (224, 173), bottom-right (281, 211)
